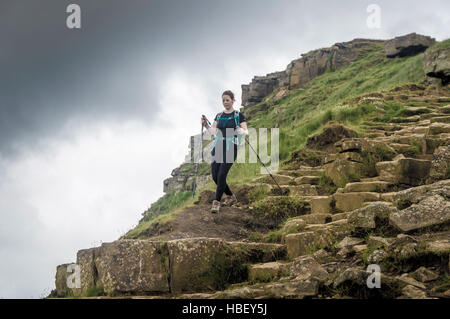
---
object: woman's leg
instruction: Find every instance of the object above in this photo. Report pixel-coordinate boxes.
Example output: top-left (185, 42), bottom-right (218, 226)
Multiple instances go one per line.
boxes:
top-left (215, 161), bottom-right (234, 201)
top-left (220, 145), bottom-right (238, 198)
top-left (211, 161), bottom-right (219, 185)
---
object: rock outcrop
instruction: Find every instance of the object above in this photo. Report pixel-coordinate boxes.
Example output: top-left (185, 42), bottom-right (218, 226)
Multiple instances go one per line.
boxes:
top-left (163, 134), bottom-right (212, 194)
top-left (385, 33), bottom-right (436, 58)
top-left (241, 38), bottom-right (385, 108)
top-left (423, 47), bottom-right (450, 85)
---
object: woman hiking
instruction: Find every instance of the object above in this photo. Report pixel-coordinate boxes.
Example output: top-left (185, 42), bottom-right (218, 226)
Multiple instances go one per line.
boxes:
top-left (201, 90), bottom-right (248, 213)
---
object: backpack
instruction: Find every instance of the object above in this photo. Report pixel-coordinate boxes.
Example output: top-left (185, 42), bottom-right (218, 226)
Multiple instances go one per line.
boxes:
top-left (215, 110), bottom-right (240, 128)
top-left (213, 110), bottom-right (242, 150)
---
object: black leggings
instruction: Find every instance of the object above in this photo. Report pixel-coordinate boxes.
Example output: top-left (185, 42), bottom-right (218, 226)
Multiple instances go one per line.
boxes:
top-left (211, 143), bottom-right (237, 201)
top-left (211, 161), bottom-right (234, 201)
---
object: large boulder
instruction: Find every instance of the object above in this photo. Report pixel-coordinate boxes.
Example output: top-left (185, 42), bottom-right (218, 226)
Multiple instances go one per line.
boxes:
top-left (94, 240), bottom-right (170, 296)
top-left (289, 255), bottom-right (329, 282)
top-left (325, 153), bottom-right (364, 187)
top-left (376, 157), bottom-right (431, 186)
top-left (385, 33), bottom-right (436, 58)
top-left (389, 194), bottom-right (450, 232)
top-left (381, 179), bottom-right (450, 209)
top-left (423, 47), bottom-right (450, 85)
top-left (428, 146), bottom-right (450, 182)
top-left (347, 201), bottom-right (398, 230)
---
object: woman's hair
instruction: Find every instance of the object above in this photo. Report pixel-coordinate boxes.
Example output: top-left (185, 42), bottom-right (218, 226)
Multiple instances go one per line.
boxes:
top-left (222, 90), bottom-right (235, 100)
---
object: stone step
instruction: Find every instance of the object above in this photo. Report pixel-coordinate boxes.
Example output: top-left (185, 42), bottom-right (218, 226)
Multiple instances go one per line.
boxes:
top-left (294, 175), bottom-right (320, 185)
top-left (331, 212), bottom-right (348, 222)
top-left (389, 143), bottom-right (419, 156)
top-left (287, 185), bottom-right (319, 196)
top-left (375, 157), bottom-right (431, 186)
top-left (267, 194), bottom-right (315, 203)
top-left (310, 196), bottom-right (333, 215)
top-left (343, 181), bottom-right (392, 193)
top-left (278, 167), bottom-right (325, 177)
top-left (401, 119), bottom-right (431, 127)
top-left (334, 138), bottom-right (397, 153)
top-left (300, 213), bottom-right (332, 224)
top-left (392, 126), bottom-right (429, 135)
top-left (403, 105), bottom-right (435, 111)
top-left (425, 136), bottom-right (448, 154)
top-left (366, 124), bottom-right (404, 132)
top-left (333, 192), bottom-right (381, 212)
top-left (360, 177), bottom-right (383, 182)
top-left (441, 105), bottom-right (450, 114)
top-left (252, 174), bottom-right (295, 186)
top-left (285, 220), bottom-right (351, 258)
top-left (248, 261), bottom-right (291, 283)
top-left (429, 115), bottom-right (450, 123)
top-left (285, 230), bottom-right (333, 259)
top-left (391, 133), bottom-right (426, 145)
top-left (428, 122), bottom-right (450, 135)
top-left (419, 112), bottom-right (444, 120)
top-left (414, 154), bottom-right (433, 160)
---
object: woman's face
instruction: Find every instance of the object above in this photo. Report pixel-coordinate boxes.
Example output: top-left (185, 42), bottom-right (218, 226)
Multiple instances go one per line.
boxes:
top-left (222, 94), bottom-right (234, 110)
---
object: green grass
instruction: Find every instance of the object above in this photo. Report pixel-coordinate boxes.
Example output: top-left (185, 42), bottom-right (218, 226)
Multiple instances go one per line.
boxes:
top-left (426, 38), bottom-right (450, 50)
top-left (247, 184), bottom-right (270, 203)
top-left (434, 273), bottom-right (450, 293)
top-left (83, 286), bottom-right (106, 297)
top-left (140, 190), bottom-right (194, 223)
top-left (252, 197), bottom-right (308, 225)
top-left (122, 190), bottom-right (197, 239)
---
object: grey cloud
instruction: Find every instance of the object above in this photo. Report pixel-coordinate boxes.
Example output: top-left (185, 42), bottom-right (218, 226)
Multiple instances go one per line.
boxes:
top-left (0, 0), bottom-right (449, 156)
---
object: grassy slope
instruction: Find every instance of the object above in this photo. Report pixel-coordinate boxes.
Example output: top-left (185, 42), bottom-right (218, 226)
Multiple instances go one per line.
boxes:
top-left (122, 38), bottom-right (450, 239)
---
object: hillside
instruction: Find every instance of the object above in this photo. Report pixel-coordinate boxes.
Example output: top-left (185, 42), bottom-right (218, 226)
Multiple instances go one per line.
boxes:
top-left (49, 33), bottom-right (450, 299)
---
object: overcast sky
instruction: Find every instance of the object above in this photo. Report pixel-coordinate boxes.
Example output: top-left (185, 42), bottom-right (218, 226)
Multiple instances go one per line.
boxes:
top-left (0, 0), bottom-right (449, 298)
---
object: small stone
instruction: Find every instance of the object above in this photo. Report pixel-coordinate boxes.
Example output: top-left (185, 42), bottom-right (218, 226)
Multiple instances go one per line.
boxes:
top-left (367, 249), bottom-right (387, 264)
top-left (411, 267), bottom-right (439, 283)
top-left (396, 274), bottom-right (426, 289)
top-left (336, 236), bottom-right (365, 249)
top-left (400, 285), bottom-right (429, 299)
top-left (352, 244), bottom-right (368, 253)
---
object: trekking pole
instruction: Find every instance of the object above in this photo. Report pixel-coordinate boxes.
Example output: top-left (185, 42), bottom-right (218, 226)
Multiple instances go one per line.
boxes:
top-left (192, 115), bottom-right (211, 197)
top-left (192, 122), bottom-right (203, 198)
top-left (244, 136), bottom-right (286, 195)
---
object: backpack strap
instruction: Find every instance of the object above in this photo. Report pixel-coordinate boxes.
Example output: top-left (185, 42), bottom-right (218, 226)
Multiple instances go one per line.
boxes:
top-left (216, 112), bottom-right (224, 121)
top-left (234, 110), bottom-right (240, 128)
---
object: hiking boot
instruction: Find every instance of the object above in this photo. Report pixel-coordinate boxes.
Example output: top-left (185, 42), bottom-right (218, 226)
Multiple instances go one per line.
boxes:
top-left (223, 194), bottom-right (237, 206)
top-left (211, 200), bottom-right (220, 213)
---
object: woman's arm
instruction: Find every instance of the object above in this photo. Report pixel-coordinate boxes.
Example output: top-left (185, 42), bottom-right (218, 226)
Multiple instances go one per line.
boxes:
top-left (204, 120), bottom-right (217, 136)
top-left (236, 122), bottom-right (248, 135)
